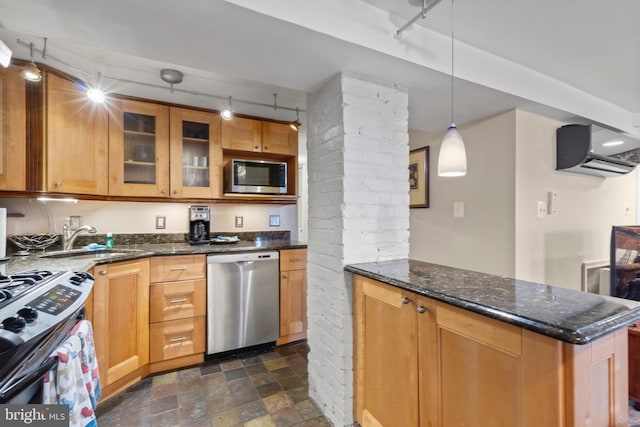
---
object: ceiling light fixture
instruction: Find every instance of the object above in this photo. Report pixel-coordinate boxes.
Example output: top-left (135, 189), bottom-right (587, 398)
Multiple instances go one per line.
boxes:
top-left (290, 107), bottom-right (302, 131)
top-left (437, 0), bottom-right (467, 177)
top-left (160, 68), bottom-right (183, 93)
top-left (22, 42), bottom-right (42, 82)
top-left (86, 72), bottom-right (106, 103)
top-left (396, 0), bottom-right (444, 36)
top-left (221, 96), bottom-right (233, 120)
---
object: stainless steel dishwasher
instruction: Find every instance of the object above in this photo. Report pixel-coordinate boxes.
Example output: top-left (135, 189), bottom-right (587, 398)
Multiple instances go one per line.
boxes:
top-left (206, 251), bottom-right (280, 354)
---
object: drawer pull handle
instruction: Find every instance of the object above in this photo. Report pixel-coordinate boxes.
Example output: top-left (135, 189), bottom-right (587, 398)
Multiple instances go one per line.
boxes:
top-left (290, 258), bottom-right (302, 262)
top-left (170, 299), bottom-right (188, 304)
top-left (170, 267), bottom-right (187, 271)
top-left (99, 270), bottom-right (107, 276)
top-left (169, 336), bottom-right (187, 343)
top-left (402, 297), bottom-right (411, 304)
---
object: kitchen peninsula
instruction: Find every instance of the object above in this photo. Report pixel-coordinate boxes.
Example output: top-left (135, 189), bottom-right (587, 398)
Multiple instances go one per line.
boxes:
top-left (347, 259), bottom-right (640, 427)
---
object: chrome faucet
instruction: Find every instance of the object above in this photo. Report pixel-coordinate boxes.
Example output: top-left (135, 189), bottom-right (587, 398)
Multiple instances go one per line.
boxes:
top-left (62, 219), bottom-right (97, 251)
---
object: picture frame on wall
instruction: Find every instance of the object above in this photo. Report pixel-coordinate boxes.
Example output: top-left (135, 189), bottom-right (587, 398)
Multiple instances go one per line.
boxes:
top-left (409, 146), bottom-right (429, 208)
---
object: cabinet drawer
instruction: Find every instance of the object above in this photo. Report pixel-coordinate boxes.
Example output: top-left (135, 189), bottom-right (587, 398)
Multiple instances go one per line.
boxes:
top-left (150, 254), bottom-right (206, 282)
top-left (150, 317), bottom-right (205, 363)
top-left (150, 279), bottom-right (206, 323)
top-left (280, 249), bottom-right (307, 271)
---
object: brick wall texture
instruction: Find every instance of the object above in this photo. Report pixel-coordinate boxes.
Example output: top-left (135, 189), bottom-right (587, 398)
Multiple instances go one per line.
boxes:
top-left (306, 72), bottom-right (409, 426)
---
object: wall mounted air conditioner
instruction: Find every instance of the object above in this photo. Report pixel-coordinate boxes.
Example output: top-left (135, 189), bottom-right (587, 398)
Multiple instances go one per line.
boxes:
top-left (556, 124), bottom-right (640, 178)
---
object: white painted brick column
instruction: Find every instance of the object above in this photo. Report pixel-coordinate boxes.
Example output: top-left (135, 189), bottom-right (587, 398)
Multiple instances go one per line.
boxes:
top-left (306, 72), bottom-right (409, 426)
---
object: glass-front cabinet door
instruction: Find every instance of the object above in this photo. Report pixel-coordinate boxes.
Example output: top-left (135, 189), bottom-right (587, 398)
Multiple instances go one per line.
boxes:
top-left (109, 99), bottom-right (169, 197)
top-left (169, 107), bottom-right (221, 198)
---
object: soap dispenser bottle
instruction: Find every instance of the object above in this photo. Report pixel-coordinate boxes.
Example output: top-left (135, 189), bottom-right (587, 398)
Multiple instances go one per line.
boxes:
top-left (105, 233), bottom-right (114, 249)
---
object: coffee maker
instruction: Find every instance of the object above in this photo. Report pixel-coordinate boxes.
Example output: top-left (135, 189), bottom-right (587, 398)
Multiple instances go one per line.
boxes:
top-left (188, 205), bottom-right (210, 245)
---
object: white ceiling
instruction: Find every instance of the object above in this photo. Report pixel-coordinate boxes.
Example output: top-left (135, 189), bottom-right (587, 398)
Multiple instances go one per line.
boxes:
top-left (0, 0), bottom-right (638, 135)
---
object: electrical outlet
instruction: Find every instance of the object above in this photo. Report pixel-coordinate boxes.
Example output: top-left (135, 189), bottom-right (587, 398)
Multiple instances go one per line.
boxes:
top-left (155, 215), bottom-right (166, 229)
top-left (235, 216), bottom-right (244, 228)
top-left (537, 201), bottom-right (547, 219)
top-left (269, 215), bottom-right (280, 227)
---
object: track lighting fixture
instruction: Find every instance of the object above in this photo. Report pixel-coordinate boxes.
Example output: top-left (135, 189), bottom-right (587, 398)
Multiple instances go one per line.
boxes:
top-left (22, 43), bottom-right (42, 82)
top-left (86, 72), bottom-right (106, 103)
top-left (221, 96), bottom-right (233, 120)
top-left (290, 107), bottom-right (302, 131)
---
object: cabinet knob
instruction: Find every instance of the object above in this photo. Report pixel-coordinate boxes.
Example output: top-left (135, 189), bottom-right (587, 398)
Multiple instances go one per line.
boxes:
top-left (417, 306), bottom-right (427, 314)
top-left (254, 145), bottom-right (260, 150)
top-left (99, 270), bottom-right (107, 276)
top-left (160, 188), bottom-right (166, 194)
top-left (402, 297), bottom-right (411, 304)
top-left (264, 146), bottom-right (269, 150)
top-left (282, 274), bottom-right (288, 279)
top-left (55, 181), bottom-right (62, 189)
top-left (173, 190), bottom-right (178, 195)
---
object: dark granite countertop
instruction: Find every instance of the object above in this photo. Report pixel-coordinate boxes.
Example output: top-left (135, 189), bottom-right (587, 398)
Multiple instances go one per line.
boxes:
top-left (345, 259), bottom-right (640, 345)
top-left (0, 240), bottom-right (307, 275)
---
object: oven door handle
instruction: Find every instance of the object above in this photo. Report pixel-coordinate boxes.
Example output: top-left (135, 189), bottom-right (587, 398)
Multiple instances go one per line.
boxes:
top-left (0, 356), bottom-right (58, 403)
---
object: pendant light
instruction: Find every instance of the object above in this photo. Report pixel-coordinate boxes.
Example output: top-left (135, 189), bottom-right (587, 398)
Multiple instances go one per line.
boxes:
top-left (437, 0), bottom-right (467, 177)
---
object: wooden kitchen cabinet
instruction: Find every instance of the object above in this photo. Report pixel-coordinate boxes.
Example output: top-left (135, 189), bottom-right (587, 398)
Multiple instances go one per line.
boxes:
top-left (222, 117), bottom-right (297, 156)
top-left (0, 65), bottom-right (26, 191)
top-left (169, 107), bottom-right (222, 198)
top-left (92, 259), bottom-right (150, 400)
top-left (277, 249), bottom-right (307, 345)
top-left (149, 255), bottom-right (206, 372)
top-left (353, 274), bottom-right (629, 427)
top-left (261, 122), bottom-right (298, 156)
top-left (108, 99), bottom-right (170, 197)
top-left (46, 73), bottom-right (109, 195)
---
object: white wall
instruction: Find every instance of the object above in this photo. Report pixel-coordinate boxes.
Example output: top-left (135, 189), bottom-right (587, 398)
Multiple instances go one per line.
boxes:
top-left (409, 108), bottom-right (638, 291)
top-left (409, 110), bottom-right (516, 277)
top-left (0, 198), bottom-right (298, 239)
top-left (514, 109), bottom-right (637, 289)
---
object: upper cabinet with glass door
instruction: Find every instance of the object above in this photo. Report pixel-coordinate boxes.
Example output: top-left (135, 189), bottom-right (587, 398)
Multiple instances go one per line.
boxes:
top-left (169, 107), bottom-right (221, 198)
top-left (108, 99), bottom-right (170, 197)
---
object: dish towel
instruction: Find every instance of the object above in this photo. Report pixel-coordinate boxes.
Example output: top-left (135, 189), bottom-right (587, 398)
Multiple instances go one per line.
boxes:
top-left (43, 320), bottom-right (101, 427)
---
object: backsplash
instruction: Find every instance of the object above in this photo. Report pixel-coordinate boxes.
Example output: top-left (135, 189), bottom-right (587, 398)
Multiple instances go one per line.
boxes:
top-left (6, 231), bottom-right (292, 254)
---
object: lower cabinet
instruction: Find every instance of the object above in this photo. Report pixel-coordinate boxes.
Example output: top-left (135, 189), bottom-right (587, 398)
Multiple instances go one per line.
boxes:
top-left (353, 274), bottom-right (629, 427)
top-left (92, 259), bottom-right (150, 399)
top-left (149, 255), bottom-right (206, 373)
top-left (277, 249), bottom-right (307, 345)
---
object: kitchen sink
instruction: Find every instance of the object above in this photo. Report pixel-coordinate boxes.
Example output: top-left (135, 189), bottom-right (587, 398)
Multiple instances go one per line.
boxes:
top-left (39, 248), bottom-right (143, 260)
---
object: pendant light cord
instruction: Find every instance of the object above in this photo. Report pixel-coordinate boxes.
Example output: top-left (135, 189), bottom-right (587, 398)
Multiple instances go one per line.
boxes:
top-left (451, 0), bottom-right (454, 125)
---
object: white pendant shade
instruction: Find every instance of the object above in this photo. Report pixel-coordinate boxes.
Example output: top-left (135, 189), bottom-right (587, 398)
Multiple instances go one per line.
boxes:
top-left (437, 123), bottom-right (467, 177)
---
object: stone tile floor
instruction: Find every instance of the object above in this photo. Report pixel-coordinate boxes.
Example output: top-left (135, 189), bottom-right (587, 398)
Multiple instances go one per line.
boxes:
top-left (95, 342), bottom-right (332, 427)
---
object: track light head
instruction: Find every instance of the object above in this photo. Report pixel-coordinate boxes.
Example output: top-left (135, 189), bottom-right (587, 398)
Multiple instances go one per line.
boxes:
top-left (221, 96), bottom-right (233, 120)
top-left (22, 61), bottom-right (41, 81)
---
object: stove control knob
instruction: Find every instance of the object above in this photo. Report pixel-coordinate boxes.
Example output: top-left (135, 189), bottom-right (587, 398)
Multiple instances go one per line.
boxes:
top-left (18, 307), bottom-right (38, 323)
top-left (3, 315), bottom-right (27, 333)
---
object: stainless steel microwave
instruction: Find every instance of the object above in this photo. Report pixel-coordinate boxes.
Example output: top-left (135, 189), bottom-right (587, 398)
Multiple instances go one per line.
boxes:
top-left (224, 159), bottom-right (287, 194)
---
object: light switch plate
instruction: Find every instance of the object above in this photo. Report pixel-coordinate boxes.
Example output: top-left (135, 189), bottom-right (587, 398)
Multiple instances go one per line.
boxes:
top-left (453, 202), bottom-right (464, 218)
top-left (235, 216), bottom-right (244, 228)
top-left (537, 201), bottom-right (547, 219)
top-left (269, 215), bottom-right (280, 227)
